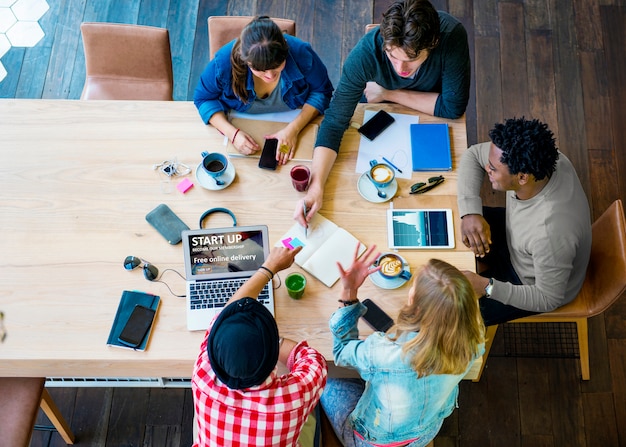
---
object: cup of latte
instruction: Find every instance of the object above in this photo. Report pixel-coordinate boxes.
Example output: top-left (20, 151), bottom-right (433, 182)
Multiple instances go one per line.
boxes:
top-left (376, 253), bottom-right (412, 280)
top-left (368, 159), bottom-right (395, 188)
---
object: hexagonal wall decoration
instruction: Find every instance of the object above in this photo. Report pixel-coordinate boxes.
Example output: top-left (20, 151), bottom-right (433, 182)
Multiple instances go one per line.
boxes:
top-left (0, 0), bottom-right (49, 83)
top-left (12, 0), bottom-right (49, 22)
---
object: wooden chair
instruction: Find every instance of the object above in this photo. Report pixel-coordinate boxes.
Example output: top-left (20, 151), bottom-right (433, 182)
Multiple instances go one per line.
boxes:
top-left (207, 16), bottom-right (296, 60)
top-left (475, 199), bottom-right (626, 381)
top-left (0, 377), bottom-right (75, 445)
top-left (80, 22), bottom-right (174, 100)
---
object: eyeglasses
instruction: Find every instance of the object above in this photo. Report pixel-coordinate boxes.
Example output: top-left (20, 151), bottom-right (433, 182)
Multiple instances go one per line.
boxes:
top-left (123, 256), bottom-right (159, 281)
top-left (410, 175), bottom-right (445, 194)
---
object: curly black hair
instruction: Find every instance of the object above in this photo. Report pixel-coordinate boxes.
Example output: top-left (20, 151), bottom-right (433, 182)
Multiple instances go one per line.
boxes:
top-left (489, 117), bottom-right (559, 181)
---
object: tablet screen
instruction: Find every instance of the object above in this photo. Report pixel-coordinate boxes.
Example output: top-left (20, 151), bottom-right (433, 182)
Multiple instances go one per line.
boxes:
top-left (387, 208), bottom-right (455, 249)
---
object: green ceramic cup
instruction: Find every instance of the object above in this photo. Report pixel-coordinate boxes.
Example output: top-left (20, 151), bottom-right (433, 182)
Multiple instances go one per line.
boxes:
top-left (285, 272), bottom-right (306, 300)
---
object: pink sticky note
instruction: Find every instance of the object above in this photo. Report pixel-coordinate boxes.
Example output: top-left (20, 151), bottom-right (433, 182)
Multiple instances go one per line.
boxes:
top-left (177, 178), bottom-right (194, 193)
top-left (281, 237), bottom-right (294, 249)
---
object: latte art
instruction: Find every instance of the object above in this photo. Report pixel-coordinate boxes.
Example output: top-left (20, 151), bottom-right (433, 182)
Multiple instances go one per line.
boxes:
top-left (371, 165), bottom-right (393, 183)
top-left (379, 255), bottom-right (403, 277)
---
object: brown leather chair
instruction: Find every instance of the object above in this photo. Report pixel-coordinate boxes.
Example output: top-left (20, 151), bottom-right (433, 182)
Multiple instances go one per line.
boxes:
top-left (475, 199), bottom-right (626, 381)
top-left (207, 16), bottom-right (296, 60)
top-left (0, 377), bottom-right (75, 445)
top-left (80, 22), bottom-right (174, 100)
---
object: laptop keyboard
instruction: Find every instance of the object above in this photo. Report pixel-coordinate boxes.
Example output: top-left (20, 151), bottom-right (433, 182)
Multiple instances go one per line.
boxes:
top-left (189, 278), bottom-right (271, 310)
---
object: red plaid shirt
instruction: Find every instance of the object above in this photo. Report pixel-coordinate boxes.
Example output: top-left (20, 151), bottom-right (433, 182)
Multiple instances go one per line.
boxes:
top-left (192, 325), bottom-right (327, 447)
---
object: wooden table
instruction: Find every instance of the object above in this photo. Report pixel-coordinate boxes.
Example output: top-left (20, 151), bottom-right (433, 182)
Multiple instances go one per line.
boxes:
top-left (0, 99), bottom-right (478, 379)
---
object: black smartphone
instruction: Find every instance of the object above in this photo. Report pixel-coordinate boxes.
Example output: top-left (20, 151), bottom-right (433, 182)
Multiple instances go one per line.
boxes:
top-left (258, 138), bottom-right (278, 170)
top-left (145, 203), bottom-right (190, 245)
top-left (361, 299), bottom-right (394, 332)
top-left (358, 110), bottom-right (395, 141)
top-left (118, 304), bottom-right (156, 348)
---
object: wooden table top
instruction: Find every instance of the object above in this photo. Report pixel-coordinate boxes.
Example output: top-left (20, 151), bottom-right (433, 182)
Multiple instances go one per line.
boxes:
top-left (0, 99), bottom-right (478, 378)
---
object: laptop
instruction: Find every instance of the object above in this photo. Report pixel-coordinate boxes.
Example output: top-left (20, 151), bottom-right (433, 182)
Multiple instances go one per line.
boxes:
top-left (181, 225), bottom-right (274, 331)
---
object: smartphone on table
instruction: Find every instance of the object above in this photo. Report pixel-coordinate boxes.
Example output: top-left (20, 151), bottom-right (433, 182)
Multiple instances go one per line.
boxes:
top-left (361, 299), bottom-right (394, 332)
top-left (145, 203), bottom-right (190, 245)
top-left (118, 304), bottom-right (157, 348)
top-left (358, 110), bottom-right (395, 141)
top-left (258, 138), bottom-right (278, 170)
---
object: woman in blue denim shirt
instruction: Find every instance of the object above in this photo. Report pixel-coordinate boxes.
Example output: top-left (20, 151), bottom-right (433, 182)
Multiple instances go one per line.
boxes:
top-left (322, 245), bottom-right (485, 447)
top-left (194, 16), bottom-right (333, 164)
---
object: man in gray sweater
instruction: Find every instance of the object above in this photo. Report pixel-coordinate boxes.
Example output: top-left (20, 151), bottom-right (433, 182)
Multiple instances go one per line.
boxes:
top-left (294, 0), bottom-right (470, 228)
top-left (458, 117), bottom-right (592, 325)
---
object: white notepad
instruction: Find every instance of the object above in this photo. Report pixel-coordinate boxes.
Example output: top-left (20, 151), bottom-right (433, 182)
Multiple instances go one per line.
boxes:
top-left (278, 214), bottom-right (366, 287)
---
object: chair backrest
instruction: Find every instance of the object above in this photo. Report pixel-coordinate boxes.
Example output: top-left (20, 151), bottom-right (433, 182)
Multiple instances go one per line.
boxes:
top-left (0, 378), bottom-right (45, 447)
top-left (208, 16), bottom-right (296, 60)
top-left (578, 199), bottom-right (626, 316)
top-left (80, 22), bottom-right (174, 100)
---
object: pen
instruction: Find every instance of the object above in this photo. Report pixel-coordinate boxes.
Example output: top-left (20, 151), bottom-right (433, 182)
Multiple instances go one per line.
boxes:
top-left (302, 202), bottom-right (308, 238)
top-left (382, 156), bottom-right (403, 174)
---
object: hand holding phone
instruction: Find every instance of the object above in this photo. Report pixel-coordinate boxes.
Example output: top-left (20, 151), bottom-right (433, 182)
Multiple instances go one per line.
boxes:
top-left (361, 299), bottom-right (394, 332)
top-left (258, 138), bottom-right (278, 170)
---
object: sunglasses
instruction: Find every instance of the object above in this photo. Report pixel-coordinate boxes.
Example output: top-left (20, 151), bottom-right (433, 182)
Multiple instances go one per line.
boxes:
top-left (410, 175), bottom-right (445, 194)
top-left (123, 256), bottom-right (159, 281)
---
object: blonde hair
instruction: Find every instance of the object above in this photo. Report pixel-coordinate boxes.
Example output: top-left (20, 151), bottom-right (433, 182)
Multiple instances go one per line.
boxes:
top-left (388, 259), bottom-right (485, 376)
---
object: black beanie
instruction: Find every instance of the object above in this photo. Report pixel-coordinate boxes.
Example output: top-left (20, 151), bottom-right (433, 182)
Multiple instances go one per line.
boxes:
top-left (207, 298), bottom-right (279, 389)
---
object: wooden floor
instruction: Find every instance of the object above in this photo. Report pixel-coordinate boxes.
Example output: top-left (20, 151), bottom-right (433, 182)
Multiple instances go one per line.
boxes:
top-left (1, 0), bottom-right (624, 445)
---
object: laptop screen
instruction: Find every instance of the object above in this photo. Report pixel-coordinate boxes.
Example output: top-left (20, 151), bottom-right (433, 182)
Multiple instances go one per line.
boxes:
top-left (182, 226), bottom-right (269, 280)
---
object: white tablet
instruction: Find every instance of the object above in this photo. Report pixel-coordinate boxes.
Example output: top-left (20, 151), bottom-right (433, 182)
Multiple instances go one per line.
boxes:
top-left (387, 208), bottom-right (455, 249)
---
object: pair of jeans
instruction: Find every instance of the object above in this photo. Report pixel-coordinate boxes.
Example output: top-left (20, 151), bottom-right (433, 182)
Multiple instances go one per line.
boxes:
top-left (320, 378), bottom-right (442, 447)
top-left (478, 207), bottom-right (539, 325)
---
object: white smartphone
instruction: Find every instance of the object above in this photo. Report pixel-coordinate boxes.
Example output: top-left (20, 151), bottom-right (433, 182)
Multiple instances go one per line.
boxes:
top-left (387, 208), bottom-right (455, 249)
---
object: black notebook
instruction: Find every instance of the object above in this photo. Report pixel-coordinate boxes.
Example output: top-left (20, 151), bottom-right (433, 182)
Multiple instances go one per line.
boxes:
top-left (106, 290), bottom-right (160, 351)
top-left (410, 123), bottom-right (452, 171)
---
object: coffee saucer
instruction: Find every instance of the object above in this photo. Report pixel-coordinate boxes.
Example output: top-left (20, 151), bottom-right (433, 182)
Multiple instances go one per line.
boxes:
top-left (369, 254), bottom-right (410, 289)
top-left (357, 172), bottom-right (397, 203)
top-left (195, 161), bottom-right (236, 190)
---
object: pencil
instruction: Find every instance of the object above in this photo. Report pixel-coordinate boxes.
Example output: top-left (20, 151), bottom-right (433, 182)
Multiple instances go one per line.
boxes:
top-left (302, 202), bottom-right (308, 237)
top-left (382, 156), bottom-right (403, 174)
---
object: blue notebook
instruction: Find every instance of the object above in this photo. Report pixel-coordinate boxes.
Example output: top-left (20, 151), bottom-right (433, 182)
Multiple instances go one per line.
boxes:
top-left (410, 123), bottom-right (452, 171)
top-left (106, 290), bottom-right (160, 351)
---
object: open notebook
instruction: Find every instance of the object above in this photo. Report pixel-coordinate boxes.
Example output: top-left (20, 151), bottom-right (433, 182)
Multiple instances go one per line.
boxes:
top-left (225, 118), bottom-right (318, 161)
top-left (278, 214), bottom-right (366, 287)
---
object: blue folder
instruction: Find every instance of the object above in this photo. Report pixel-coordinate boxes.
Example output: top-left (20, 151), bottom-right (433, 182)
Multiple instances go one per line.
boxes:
top-left (410, 123), bottom-right (452, 171)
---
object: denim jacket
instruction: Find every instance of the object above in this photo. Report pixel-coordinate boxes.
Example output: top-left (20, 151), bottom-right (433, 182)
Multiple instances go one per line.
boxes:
top-left (330, 302), bottom-right (485, 445)
top-left (194, 34), bottom-right (333, 123)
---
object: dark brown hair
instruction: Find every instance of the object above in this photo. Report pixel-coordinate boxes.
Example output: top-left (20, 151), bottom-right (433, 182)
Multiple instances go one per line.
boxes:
top-left (380, 0), bottom-right (441, 59)
top-left (231, 16), bottom-right (289, 102)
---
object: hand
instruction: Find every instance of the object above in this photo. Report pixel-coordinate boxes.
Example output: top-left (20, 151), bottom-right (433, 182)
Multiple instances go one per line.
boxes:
top-left (460, 214), bottom-right (492, 257)
top-left (267, 128), bottom-right (297, 165)
top-left (293, 186), bottom-right (323, 228)
top-left (233, 130), bottom-right (260, 155)
top-left (364, 82), bottom-right (387, 103)
top-left (461, 270), bottom-right (491, 297)
top-left (337, 244), bottom-right (382, 301)
top-left (263, 245), bottom-right (303, 274)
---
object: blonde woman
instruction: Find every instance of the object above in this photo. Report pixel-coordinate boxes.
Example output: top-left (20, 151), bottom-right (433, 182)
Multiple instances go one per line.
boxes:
top-left (321, 245), bottom-right (485, 447)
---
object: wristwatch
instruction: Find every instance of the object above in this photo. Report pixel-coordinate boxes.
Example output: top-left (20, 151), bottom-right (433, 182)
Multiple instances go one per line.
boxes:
top-left (485, 278), bottom-right (494, 298)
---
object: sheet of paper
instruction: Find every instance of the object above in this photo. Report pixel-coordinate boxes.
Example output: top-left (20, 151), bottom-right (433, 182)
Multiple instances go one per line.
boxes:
top-left (355, 110), bottom-right (419, 179)
top-left (230, 109), bottom-right (301, 123)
